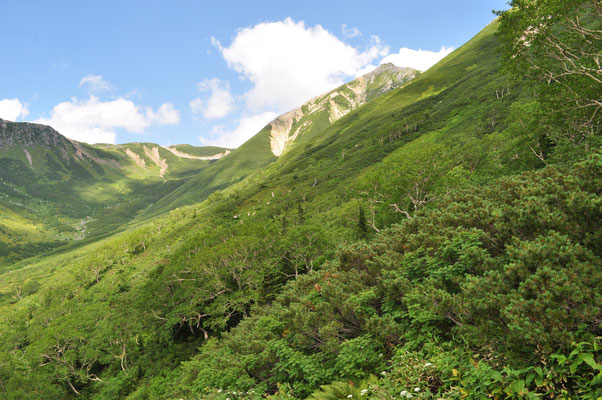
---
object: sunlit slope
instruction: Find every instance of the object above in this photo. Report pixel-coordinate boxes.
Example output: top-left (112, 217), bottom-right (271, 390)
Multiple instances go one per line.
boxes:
top-left (0, 119), bottom-right (227, 265)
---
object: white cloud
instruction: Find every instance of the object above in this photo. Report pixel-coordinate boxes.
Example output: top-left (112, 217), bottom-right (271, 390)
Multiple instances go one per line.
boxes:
top-left (381, 46), bottom-right (454, 71)
top-left (35, 96), bottom-right (180, 144)
top-left (190, 98), bottom-right (204, 115)
top-left (341, 24), bottom-right (361, 38)
top-left (190, 78), bottom-right (235, 119)
top-left (0, 99), bottom-right (29, 121)
top-left (200, 111), bottom-right (278, 148)
top-left (146, 103), bottom-right (180, 125)
top-left (79, 74), bottom-right (113, 92)
top-left (200, 18), bottom-right (454, 149)
top-left (213, 18), bottom-right (388, 113)
top-left (355, 64), bottom-right (378, 77)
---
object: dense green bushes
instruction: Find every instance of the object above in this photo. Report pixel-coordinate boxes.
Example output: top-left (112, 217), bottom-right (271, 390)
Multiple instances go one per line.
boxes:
top-left (146, 154), bottom-right (600, 399)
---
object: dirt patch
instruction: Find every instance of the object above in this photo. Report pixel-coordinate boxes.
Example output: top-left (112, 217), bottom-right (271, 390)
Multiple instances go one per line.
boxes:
top-left (125, 148), bottom-right (146, 168)
top-left (23, 149), bottom-right (33, 167)
top-left (161, 146), bottom-right (230, 160)
top-left (269, 107), bottom-right (305, 156)
top-left (144, 146), bottom-right (168, 177)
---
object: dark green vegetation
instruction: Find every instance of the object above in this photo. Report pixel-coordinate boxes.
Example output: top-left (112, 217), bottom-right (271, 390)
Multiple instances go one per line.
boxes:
top-left (0, 3), bottom-right (600, 399)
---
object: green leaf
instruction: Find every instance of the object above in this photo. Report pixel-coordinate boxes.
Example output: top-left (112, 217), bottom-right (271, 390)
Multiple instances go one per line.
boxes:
top-left (490, 371), bottom-right (503, 382)
top-left (506, 379), bottom-right (525, 394)
top-left (581, 353), bottom-right (601, 371)
top-left (591, 372), bottom-right (602, 386)
top-left (570, 353), bottom-right (588, 373)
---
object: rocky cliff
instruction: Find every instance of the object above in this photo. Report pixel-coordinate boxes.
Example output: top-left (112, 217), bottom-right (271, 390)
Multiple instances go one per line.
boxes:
top-left (0, 118), bottom-right (72, 149)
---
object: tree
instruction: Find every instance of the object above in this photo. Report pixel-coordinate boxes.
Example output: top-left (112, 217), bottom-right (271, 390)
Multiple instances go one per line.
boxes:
top-left (297, 201), bottom-right (305, 225)
top-left (357, 206), bottom-right (368, 236)
top-left (496, 0), bottom-right (601, 146)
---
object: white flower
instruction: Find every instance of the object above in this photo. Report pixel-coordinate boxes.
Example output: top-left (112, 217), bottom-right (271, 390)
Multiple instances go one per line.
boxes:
top-left (381, 371), bottom-right (387, 376)
top-left (217, 389), bottom-right (222, 393)
top-left (347, 395), bottom-right (353, 398)
top-left (360, 389), bottom-right (369, 395)
top-left (424, 362), bottom-right (433, 367)
top-left (400, 390), bottom-right (413, 398)
top-left (414, 387), bottom-right (420, 392)
top-left (378, 353), bottom-right (384, 357)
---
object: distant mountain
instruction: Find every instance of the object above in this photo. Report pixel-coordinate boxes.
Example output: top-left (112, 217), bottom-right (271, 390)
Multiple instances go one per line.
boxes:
top-left (0, 119), bottom-right (228, 264)
top-left (141, 64), bottom-right (417, 217)
top-left (269, 63), bottom-right (417, 156)
top-left (0, 118), bottom-right (72, 149)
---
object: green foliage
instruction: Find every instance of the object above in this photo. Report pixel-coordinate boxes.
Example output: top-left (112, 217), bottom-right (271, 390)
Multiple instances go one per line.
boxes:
top-left (371, 339), bottom-right (602, 399)
top-left (496, 0), bottom-right (601, 151)
top-left (158, 155), bottom-right (600, 399)
top-left (307, 375), bottom-right (378, 400)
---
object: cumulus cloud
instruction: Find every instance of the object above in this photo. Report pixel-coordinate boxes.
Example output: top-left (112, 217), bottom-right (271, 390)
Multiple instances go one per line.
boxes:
top-left (200, 18), bottom-right (454, 149)
top-left (79, 74), bottom-right (113, 92)
top-left (381, 46), bottom-right (454, 71)
top-left (190, 78), bottom-right (235, 119)
top-left (36, 97), bottom-right (180, 144)
top-left (200, 111), bottom-right (278, 148)
top-left (213, 18), bottom-right (388, 113)
top-left (0, 99), bottom-right (29, 121)
top-left (146, 103), bottom-right (180, 125)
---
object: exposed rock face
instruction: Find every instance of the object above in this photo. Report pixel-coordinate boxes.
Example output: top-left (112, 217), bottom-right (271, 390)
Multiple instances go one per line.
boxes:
top-left (268, 64), bottom-right (418, 156)
top-left (126, 148), bottom-right (146, 168)
top-left (161, 145), bottom-right (230, 160)
top-left (0, 118), bottom-right (71, 149)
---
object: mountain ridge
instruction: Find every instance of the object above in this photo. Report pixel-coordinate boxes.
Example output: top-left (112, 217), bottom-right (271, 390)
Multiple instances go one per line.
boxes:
top-left (268, 63), bottom-right (417, 156)
top-left (0, 122), bottom-right (229, 264)
top-left (0, 118), bottom-right (71, 149)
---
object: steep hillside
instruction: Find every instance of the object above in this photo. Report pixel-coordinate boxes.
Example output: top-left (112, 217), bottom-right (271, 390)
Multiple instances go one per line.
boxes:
top-left (140, 64), bottom-right (417, 218)
top-left (0, 119), bottom-right (228, 265)
top-left (0, 14), bottom-right (598, 399)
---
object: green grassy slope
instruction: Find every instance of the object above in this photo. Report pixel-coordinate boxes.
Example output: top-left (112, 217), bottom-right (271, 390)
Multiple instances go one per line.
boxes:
top-left (0, 19), bottom-right (597, 399)
top-left (0, 123), bottom-right (227, 266)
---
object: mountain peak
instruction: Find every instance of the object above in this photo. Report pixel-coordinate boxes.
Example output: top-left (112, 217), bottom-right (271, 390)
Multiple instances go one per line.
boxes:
top-left (366, 62), bottom-right (415, 77)
top-left (0, 118), bottom-right (71, 149)
top-left (267, 63), bottom-right (418, 156)
top-left (372, 62), bottom-right (401, 71)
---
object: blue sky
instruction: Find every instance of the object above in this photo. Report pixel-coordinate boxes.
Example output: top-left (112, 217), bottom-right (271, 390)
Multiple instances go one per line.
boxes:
top-left (0, 0), bottom-right (509, 148)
